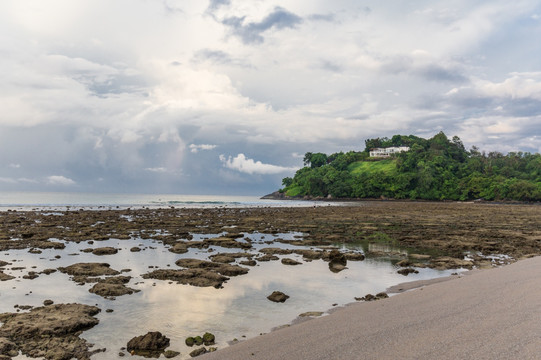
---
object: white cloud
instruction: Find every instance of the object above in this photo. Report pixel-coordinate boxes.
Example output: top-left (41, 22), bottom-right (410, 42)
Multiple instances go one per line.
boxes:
top-left (9, 163), bottom-right (20, 168)
top-left (46, 175), bottom-right (76, 186)
top-left (219, 154), bottom-right (296, 175)
top-left (189, 144), bottom-right (217, 153)
top-left (473, 72), bottom-right (541, 100)
top-left (145, 167), bottom-right (168, 173)
top-left (0, 177), bottom-right (16, 184)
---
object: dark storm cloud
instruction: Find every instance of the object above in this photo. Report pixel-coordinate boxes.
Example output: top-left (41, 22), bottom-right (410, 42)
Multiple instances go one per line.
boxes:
top-left (222, 7), bottom-right (302, 44)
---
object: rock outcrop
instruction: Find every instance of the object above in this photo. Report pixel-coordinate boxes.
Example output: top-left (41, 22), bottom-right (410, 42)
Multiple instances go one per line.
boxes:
top-left (0, 303), bottom-right (102, 360)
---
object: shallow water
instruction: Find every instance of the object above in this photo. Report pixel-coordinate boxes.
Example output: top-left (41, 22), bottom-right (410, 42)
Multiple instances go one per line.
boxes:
top-left (0, 232), bottom-right (457, 359)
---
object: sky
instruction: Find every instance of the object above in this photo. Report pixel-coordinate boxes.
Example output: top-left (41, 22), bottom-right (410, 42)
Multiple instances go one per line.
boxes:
top-left (1, 0), bottom-right (541, 195)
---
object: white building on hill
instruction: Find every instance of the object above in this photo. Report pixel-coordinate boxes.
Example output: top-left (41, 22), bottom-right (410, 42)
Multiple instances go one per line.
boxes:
top-left (369, 146), bottom-right (410, 158)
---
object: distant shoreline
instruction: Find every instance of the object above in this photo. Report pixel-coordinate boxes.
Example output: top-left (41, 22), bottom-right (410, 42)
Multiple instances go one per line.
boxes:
top-left (261, 190), bottom-right (541, 205)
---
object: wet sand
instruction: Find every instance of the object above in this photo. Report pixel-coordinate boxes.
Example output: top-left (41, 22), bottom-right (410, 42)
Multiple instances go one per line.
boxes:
top-left (202, 255), bottom-right (541, 359)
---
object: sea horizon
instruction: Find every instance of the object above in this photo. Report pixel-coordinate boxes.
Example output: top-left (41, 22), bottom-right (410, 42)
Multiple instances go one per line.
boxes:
top-left (0, 190), bottom-right (327, 210)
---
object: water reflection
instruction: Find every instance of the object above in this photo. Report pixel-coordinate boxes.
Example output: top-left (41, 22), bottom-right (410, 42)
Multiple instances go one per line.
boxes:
top-left (1, 233), bottom-right (456, 360)
top-left (367, 242), bottom-right (409, 256)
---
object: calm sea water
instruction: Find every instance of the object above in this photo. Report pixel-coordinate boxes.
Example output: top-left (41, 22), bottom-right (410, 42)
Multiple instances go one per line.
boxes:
top-left (0, 191), bottom-right (332, 210)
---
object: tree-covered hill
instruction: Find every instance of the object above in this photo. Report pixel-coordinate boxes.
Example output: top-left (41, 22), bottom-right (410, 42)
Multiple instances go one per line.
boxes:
top-left (278, 132), bottom-right (541, 201)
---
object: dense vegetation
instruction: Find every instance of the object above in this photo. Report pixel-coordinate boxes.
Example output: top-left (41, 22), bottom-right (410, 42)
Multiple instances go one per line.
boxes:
top-left (280, 132), bottom-right (541, 201)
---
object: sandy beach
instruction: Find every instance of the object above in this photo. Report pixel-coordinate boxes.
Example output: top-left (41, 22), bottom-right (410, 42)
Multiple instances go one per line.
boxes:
top-left (202, 255), bottom-right (541, 359)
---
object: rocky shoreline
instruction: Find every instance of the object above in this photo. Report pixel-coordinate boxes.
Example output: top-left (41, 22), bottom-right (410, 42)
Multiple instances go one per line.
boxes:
top-left (1, 202), bottom-right (540, 359)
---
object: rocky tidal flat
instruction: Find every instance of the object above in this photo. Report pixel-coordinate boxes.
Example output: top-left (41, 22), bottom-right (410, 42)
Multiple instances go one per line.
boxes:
top-left (0, 202), bottom-right (540, 359)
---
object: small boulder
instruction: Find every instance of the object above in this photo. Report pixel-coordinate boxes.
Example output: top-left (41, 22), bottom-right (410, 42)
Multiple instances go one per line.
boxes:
top-left (169, 243), bottom-right (188, 254)
top-left (397, 268), bottom-right (419, 276)
top-left (58, 262), bottom-right (120, 277)
top-left (328, 263), bottom-right (347, 273)
top-left (127, 332), bottom-right (170, 357)
top-left (0, 272), bottom-right (15, 281)
top-left (89, 283), bottom-right (139, 298)
top-left (239, 260), bottom-right (257, 266)
top-left (298, 311), bottom-right (324, 317)
top-left (328, 249), bottom-right (347, 266)
top-left (257, 254), bottom-right (279, 262)
top-left (355, 292), bottom-right (389, 301)
top-left (267, 291), bottom-right (290, 303)
top-left (328, 250), bottom-right (347, 272)
top-left (202, 332), bottom-right (215, 346)
top-left (22, 271), bottom-right (39, 280)
top-left (189, 347), bottom-right (207, 357)
top-left (164, 350), bottom-right (181, 358)
top-left (281, 258), bottom-right (302, 266)
top-left (92, 247), bottom-right (119, 256)
top-left (193, 336), bottom-right (203, 346)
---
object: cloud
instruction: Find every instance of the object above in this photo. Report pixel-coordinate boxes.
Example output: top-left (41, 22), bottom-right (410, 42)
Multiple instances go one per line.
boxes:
top-left (207, 0), bottom-right (230, 13)
top-left (475, 72), bottom-right (541, 101)
top-left (0, 177), bottom-right (38, 185)
top-left (145, 167), bottom-right (168, 173)
top-left (192, 49), bottom-right (251, 68)
top-left (46, 175), bottom-right (76, 186)
top-left (444, 73), bottom-right (541, 117)
top-left (219, 154), bottom-right (297, 175)
top-left (308, 13), bottom-right (336, 22)
top-left (0, 1), bottom-right (540, 194)
top-left (320, 60), bottom-right (343, 73)
top-left (0, 177), bottom-right (16, 184)
top-left (222, 6), bottom-right (302, 44)
top-left (415, 64), bottom-right (468, 83)
top-left (189, 144), bottom-right (217, 153)
top-left (18, 178), bottom-right (39, 184)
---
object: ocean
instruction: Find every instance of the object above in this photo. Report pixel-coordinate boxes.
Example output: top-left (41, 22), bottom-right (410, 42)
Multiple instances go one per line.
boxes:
top-left (0, 191), bottom-right (326, 210)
